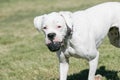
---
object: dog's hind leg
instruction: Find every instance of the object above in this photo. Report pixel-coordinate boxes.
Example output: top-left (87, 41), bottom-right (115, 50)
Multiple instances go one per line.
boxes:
top-left (88, 51), bottom-right (99, 80)
top-left (108, 26), bottom-right (120, 48)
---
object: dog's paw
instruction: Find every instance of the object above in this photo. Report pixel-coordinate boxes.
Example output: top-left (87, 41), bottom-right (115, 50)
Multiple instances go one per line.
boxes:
top-left (95, 74), bottom-right (102, 80)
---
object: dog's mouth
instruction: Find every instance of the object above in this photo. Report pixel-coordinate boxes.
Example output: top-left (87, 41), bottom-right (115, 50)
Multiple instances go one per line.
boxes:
top-left (46, 41), bottom-right (63, 52)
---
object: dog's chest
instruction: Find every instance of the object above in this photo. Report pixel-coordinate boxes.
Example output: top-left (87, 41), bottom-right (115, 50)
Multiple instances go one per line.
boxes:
top-left (64, 40), bottom-right (87, 58)
top-left (63, 46), bottom-right (81, 58)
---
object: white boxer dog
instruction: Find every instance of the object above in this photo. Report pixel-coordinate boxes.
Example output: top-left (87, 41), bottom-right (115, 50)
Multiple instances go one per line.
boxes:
top-left (33, 2), bottom-right (120, 80)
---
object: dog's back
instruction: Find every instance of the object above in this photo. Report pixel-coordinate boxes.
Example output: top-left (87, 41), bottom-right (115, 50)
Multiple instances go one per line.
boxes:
top-left (72, 2), bottom-right (120, 48)
top-left (87, 2), bottom-right (120, 48)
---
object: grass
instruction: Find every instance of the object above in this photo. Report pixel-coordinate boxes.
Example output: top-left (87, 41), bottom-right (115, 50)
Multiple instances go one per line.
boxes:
top-left (0, 0), bottom-right (120, 80)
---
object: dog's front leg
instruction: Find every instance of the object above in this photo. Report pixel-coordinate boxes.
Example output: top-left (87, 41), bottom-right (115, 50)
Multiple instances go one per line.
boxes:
top-left (60, 62), bottom-right (69, 80)
top-left (57, 51), bottom-right (69, 80)
top-left (88, 51), bottom-right (99, 80)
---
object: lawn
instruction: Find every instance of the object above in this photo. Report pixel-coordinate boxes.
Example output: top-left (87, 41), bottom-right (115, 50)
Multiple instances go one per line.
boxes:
top-left (0, 0), bottom-right (120, 80)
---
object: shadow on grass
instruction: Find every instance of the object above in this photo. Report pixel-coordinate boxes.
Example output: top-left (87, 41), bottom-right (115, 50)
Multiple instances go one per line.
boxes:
top-left (67, 66), bottom-right (120, 80)
top-left (52, 66), bottom-right (120, 80)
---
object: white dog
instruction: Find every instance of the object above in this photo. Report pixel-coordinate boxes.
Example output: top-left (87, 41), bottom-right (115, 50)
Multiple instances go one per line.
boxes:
top-left (33, 2), bottom-right (120, 80)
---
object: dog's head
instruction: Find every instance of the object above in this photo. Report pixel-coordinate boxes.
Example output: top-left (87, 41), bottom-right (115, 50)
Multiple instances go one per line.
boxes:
top-left (34, 12), bottom-right (73, 52)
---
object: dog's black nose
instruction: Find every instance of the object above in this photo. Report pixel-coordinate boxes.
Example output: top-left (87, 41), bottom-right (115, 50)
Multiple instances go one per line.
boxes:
top-left (47, 33), bottom-right (56, 40)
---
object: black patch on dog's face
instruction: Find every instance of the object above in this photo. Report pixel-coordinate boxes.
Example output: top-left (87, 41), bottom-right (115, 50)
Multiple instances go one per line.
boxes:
top-left (47, 42), bottom-right (61, 52)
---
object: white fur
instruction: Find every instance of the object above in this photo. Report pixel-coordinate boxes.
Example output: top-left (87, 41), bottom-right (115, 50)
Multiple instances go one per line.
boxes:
top-left (34, 2), bottom-right (120, 80)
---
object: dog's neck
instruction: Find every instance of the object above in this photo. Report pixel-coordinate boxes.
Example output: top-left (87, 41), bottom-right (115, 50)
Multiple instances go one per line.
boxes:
top-left (63, 25), bottom-right (73, 48)
top-left (66, 26), bottom-right (73, 37)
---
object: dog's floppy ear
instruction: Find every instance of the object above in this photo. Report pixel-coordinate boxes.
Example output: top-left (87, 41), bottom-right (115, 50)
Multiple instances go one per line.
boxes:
top-left (33, 15), bottom-right (46, 31)
top-left (59, 11), bottom-right (73, 30)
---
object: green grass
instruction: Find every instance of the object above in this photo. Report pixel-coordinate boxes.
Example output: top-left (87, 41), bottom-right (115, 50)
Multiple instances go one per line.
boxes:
top-left (0, 0), bottom-right (120, 80)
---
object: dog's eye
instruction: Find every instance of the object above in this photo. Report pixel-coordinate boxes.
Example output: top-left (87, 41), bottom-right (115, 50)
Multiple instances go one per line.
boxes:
top-left (43, 27), bottom-right (47, 29)
top-left (57, 26), bottom-right (61, 28)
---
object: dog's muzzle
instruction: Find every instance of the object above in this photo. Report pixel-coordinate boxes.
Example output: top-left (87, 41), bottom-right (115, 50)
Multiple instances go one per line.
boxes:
top-left (47, 41), bottom-right (62, 52)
